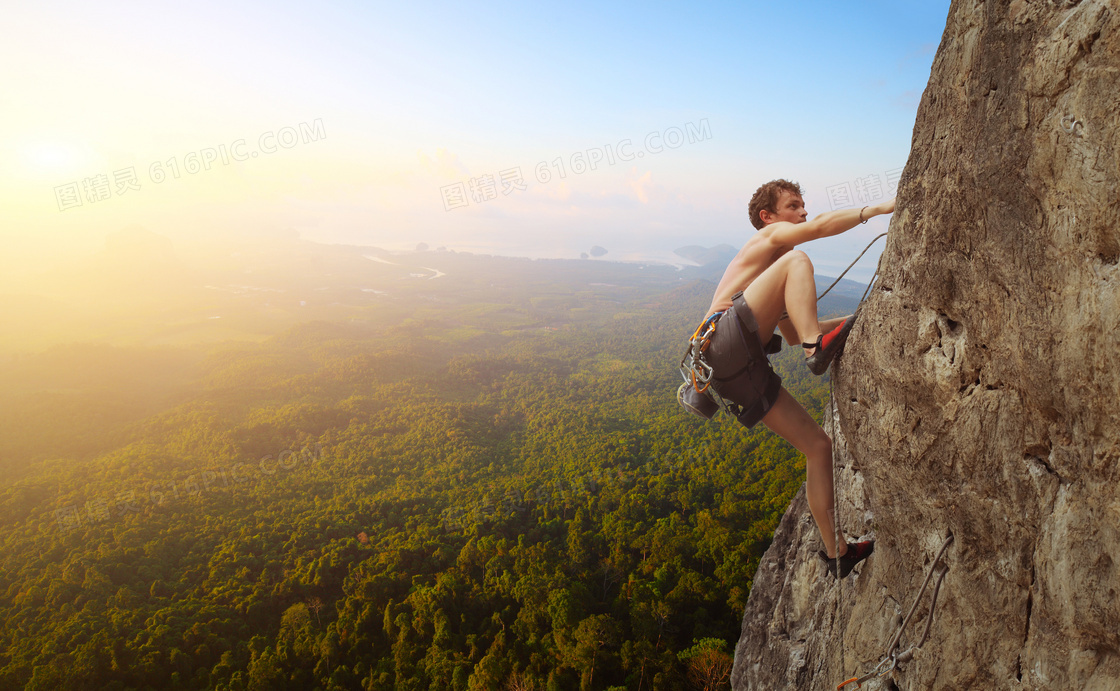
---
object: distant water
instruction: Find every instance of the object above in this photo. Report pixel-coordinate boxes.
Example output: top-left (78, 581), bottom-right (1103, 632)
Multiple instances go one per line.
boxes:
top-left (357, 242), bottom-right (880, 283)
top-left (367, 245), bottom-right (699, 270)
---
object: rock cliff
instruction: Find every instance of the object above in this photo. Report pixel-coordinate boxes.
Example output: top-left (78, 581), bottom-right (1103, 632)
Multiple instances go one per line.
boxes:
top-left (732, 1), bottom-right (1120, 688)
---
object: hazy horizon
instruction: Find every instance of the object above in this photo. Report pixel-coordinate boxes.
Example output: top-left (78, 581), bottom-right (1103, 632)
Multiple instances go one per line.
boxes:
top-left (3, 1), bottom-right (949, 294)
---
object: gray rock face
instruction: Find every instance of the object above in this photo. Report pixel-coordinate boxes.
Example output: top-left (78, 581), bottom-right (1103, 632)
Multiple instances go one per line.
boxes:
top-left (732, 1), bottom-right (1120, 689)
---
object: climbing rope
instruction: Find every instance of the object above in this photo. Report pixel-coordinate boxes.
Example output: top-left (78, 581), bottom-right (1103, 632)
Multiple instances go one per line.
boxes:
top-left (835, 534), bottom-right (955, 689)
top-left (822, 231), bottom-right (887, 682)
top-left (817, 233), bottom-right (887, 301)
top-left (784, 231), bottom-right (887, 335)
top-left (829, 380), bottom-right (845, 674)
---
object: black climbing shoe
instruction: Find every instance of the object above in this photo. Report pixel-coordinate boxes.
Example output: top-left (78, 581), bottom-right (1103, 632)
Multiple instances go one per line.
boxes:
top-left (818, 540), bottom-right (875, 579)
top-left (803, 312), bottom-right (858, 376)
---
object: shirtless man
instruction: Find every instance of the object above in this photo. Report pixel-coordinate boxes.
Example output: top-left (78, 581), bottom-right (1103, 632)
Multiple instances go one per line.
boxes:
top-left (702, 179), bottom-right (894, 578)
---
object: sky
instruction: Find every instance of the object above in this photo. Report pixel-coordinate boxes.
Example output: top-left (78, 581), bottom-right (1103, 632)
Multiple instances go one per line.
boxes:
top-left (1, 0), bottom-right (951, 283)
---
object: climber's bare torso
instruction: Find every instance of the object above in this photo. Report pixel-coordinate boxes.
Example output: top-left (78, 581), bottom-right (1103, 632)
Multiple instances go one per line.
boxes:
top-left (706, 237), bottom-right (794, 318)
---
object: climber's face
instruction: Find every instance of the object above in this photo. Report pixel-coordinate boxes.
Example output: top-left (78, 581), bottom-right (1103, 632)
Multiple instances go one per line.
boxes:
top-left (761, 191), bottom-right (808, 225)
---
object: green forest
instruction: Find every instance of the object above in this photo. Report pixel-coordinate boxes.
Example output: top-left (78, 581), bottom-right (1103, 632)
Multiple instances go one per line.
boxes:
top-left (0, 246), bottom-right (849, 691)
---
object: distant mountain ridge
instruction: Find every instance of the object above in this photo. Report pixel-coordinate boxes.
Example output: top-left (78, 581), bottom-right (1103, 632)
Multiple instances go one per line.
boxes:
top-left (673, 243), bottom-right (738, 266)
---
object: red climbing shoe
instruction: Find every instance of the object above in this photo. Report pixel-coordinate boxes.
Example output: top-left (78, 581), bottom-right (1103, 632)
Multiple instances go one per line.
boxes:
top-left (804, 312), bottom-right (858, 376)
top-left (818, 540), bottom-right (875, 579)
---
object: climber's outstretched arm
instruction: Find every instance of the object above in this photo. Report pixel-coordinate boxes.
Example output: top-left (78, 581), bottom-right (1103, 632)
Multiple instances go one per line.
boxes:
top-left (768, 198), bottom-right (895, 248)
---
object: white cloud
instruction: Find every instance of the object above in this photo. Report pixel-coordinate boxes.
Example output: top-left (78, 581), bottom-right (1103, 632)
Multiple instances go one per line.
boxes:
top-left (416, 147), bottom-right (470, 180)
top-left (627, 167), bottom-right (652, 204)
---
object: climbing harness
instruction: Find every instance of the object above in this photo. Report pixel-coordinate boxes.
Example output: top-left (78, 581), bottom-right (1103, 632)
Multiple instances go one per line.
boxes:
top-left (682, 310), bottom-right (722, 394)
top-left (677, 311), bottom-right (723, 419)
top-left (835, 534), bottom-right (955, 690)
top-left (678, 293), bottom-right (783, 425)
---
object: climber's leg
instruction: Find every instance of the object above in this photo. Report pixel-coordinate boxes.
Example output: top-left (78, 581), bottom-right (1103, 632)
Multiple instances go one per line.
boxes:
top-left (742, 251), bottom-right (858, 374)
top-left (760, 388), bottom-right (846, 558)
top-left (742, 250), bottom-right (822, 348)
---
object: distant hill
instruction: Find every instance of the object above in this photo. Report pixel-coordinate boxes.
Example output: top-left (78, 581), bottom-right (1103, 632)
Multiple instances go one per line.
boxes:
top-left (674, 244), bottom-right (738, 266)
top-left (812, 274), bottom-right (870, 300)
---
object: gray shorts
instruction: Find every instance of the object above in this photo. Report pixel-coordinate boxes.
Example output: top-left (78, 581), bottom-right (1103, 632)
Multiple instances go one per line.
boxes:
top-left (703, 302), bottom-right (783, 428)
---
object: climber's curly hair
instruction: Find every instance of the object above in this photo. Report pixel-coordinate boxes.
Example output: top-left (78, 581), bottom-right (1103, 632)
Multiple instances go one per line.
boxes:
top-left (748, 179), bottom-right (803, 230)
